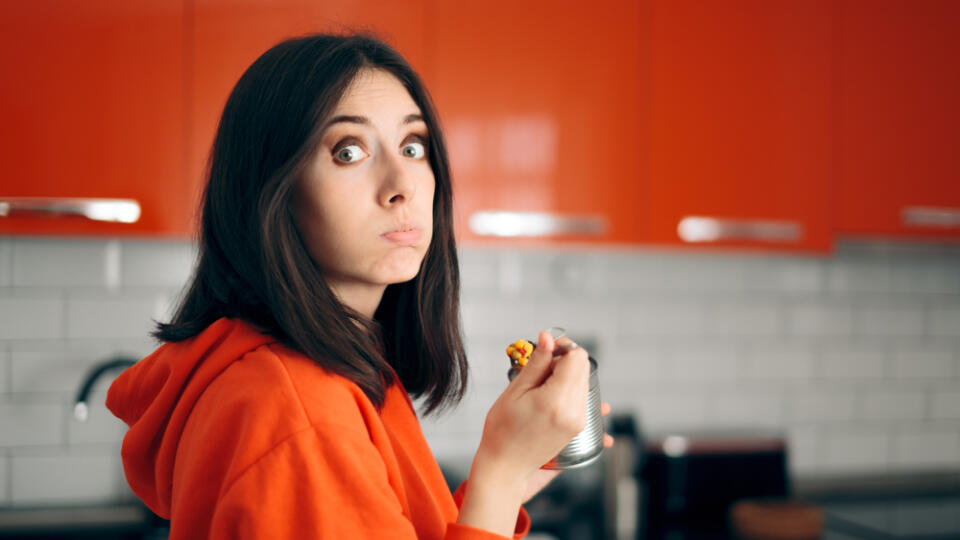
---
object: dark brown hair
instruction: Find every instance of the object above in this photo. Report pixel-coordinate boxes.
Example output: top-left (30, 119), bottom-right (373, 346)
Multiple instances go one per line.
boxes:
top-left (155, 34), bottom-right (466, 416)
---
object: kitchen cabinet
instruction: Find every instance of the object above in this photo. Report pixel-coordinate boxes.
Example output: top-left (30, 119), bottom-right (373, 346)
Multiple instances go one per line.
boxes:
top-left (8, 1), bottom-right (955, 248)
top-left (644, 0), bottom-right (836, 253)
top-left (425, 0), bottom-right (648, 245)
top-left (188, 0), bottom-right (429, 215)
top-left (0, 0), bottom-right (426, 238)
top-left (0, 1), bottom-right (189, 237)
top-left (836, 0), bottom-right (960, 241)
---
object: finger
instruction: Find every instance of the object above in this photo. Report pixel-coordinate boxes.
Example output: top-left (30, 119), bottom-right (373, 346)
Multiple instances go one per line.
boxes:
top-left (602, 402), bottom-right (611, 416)
top-left (553, 337), bottom-right (579, 357)
top-left (511, 330), bottom-right (555, 389)
top-left (540, 346), bottom-right (590, 397)
top-left (604, 434), bottom-right (615, 448)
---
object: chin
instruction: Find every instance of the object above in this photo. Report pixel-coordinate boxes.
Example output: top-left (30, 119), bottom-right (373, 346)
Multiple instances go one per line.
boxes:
top-left (386, 267), bottom-right (421, 285)
top-left (378, 247), bottom-right (427, 285)
top-left (373, 261), bottom-right (424, 286)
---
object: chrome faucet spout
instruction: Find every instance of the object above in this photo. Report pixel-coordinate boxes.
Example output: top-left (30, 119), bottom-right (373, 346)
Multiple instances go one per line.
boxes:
top-left (73, 357), bottom-right (138, 421)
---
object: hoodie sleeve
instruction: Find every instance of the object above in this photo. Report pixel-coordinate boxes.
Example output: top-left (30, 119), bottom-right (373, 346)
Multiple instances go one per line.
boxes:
top-left (205, 423), bottom-right (529, 540)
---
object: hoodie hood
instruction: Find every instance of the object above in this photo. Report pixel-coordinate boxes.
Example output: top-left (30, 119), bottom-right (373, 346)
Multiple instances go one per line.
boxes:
top-left (106, 318), bottom-right (276, 518)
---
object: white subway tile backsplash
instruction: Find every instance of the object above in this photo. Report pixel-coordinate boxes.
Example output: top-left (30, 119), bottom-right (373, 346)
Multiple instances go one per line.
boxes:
top-left (519, 251), bottom-right (605, 294)
top-left (65, 295), bottom-right (160, 340)
top-left (464, 296), bottom-right (618, 341)
top-left (542, 299), bottom-right (620, 341)
top-left (601, 340), bottom-right (662, 382)
top-left (11, 452), bottom-right (124, 506)
top-left (706, 391), bottom-right (783, 428)
top-left (457, 249), bottom-right (500, 292)
top-left (0, 239), bottom-right (11, 287)
top-left (789, 389), bottom-right (857, 423)
top-left (740, 344), bottom-right (815, 380)
top-left (889, 260), bottom-right (960, 294)
top-left (927, 305), bottom-right (960, 336)
top-left (460, 300), bottom-right (537, 337)
top-left (857, 304), bottom-right (925, 336)
top-left (661, 255), bottom-right (745, 292)
top-left (742, 257), bottom-right (823, 294)
top-left (0, 295), bottom-right (65, 340)
top-left (120, 240), bottom-right (195, 288)
top-left (821, 430), bottom-right (890, 472)
top-left (890, 345), bottom-right (955, 379)
top-left (0, 456), bottom-right (7, 504)
top-left (892, 428), bottom-right (960, 469)
top-left (818, 345), bottom-right (887, 379)
top-left (11, 345), bottom-right (120, 394)
top-left (0, 401), bottom-right (64, 447)
top-left (786, 426), bottom-right (820, 474)
top-left (931, 391), bottom-right (960, 420)
top-left (665, 343), bottom-right (739, 381)
top-left (11, 239), bottom-right (110, 288)
top-left (703, 301), bottom-right (781, 336)
top-left (618, 300), bottom-right (704, 337)
top-left (603, 253), bottom-right (666, 292)
top-left (825, 258), bottom-right (890, 294)
top-left (859, 391), bottom-right (926, 421)
top-left (0, 348), bottom-right (9, 393)
top-left (3, 235), bottom-right (960, 494)
top-left (786, 303), bottom-right (856, 336)
top-left (633, 389), bottom-right (709, 431)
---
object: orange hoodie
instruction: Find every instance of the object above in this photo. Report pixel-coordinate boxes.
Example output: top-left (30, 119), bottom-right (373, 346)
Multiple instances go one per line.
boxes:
top-left (106, 317), bottom-right (530, 539)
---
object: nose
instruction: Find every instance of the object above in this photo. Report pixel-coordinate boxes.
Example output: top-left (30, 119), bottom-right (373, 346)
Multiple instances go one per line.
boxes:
top-left (377, 149), bottom-right (416, 207)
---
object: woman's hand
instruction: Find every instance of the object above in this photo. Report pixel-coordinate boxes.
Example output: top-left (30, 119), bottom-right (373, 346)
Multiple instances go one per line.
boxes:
top-left (475, 330), bottom-right (590, 481)
top-left (457, 331), bottom-right (595, 535)
top-left (520, 402), bottom-right (614, 503)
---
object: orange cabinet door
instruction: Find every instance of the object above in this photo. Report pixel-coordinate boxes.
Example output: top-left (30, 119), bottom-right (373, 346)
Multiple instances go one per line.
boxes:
top-left (425, 0), bottom-right (648, 245)
top-left (0, 1), bottom-right (188, 237)
top-left (837, 0), bottom-right (960, 240)
top-left (645, 0), bottom-right (836, 253)
top-left (188, 0), bottom-right (429, 210)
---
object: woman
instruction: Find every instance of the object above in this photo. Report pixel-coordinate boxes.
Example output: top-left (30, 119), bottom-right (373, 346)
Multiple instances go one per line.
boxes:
top-left (107, 33), bottom-right (608, 539)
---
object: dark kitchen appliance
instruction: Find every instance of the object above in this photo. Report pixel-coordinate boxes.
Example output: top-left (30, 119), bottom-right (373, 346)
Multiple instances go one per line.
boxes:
top-left (638, 430), bottom-right (789, 539)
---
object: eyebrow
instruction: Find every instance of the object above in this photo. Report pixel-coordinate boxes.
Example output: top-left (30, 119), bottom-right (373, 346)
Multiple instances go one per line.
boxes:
top-left (322, 113), bottom-right (425, 131)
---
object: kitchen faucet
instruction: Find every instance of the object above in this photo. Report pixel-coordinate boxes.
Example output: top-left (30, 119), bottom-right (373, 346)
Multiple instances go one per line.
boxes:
top-left (73, 356), bottom-right (138, 421)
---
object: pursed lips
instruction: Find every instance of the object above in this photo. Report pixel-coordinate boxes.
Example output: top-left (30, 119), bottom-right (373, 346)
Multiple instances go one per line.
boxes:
top-left (381, 225), bottom-right (422, 245)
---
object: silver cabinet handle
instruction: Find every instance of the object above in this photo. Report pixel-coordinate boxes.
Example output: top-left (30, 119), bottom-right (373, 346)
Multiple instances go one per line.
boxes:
top-left (0, 197), bottom-right (141, 224)
top-left (469, 210), bottom-right (607, 237)
top-left (902, 206), bottom-right (960, 228)
top-left (677, 216), bottom-right (803, 243)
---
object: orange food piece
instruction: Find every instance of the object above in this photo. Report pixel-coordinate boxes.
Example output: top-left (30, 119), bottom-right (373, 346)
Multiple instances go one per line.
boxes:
top-left (506, 339), bottom-right (534, 367)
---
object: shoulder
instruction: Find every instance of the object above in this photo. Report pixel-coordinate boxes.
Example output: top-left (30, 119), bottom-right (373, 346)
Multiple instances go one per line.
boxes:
top-left (193, 341), bottom-right (377, 439)
top-left (179, 341), bottom-right (384, 494)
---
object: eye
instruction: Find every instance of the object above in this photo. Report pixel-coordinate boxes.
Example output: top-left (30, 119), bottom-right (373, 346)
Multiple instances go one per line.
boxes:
top-left (334, 144), bottom-right (367, 164)
top-left (401, 141), bottom-right (426, 159)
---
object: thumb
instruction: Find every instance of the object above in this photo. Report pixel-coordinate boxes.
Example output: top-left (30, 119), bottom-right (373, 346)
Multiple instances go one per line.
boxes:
top-left (512, 330), bottom-right (555, 389)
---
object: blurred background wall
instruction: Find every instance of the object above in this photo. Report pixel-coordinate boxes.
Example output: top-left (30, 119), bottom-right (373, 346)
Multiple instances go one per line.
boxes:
top-left (1, 237), bottom-right (958, 505)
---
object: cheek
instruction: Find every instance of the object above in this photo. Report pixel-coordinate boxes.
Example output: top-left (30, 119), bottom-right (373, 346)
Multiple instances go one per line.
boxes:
top-left (422, 175), bottom-right (437, 224)
top-left (294, 183), bottom-right (354, 258)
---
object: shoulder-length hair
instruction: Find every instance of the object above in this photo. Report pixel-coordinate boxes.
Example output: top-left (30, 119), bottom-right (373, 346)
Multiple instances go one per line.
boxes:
top-left (155, 33), bottom-right (466, 416)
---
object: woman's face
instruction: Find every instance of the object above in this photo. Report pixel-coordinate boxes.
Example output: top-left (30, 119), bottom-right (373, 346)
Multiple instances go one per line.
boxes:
top-left (294, 68), bottom-right (435, 312)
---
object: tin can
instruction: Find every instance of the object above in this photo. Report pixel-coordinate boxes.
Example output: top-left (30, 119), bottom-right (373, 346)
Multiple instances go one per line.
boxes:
top-left (508, 355), bottom-right (604, 469)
